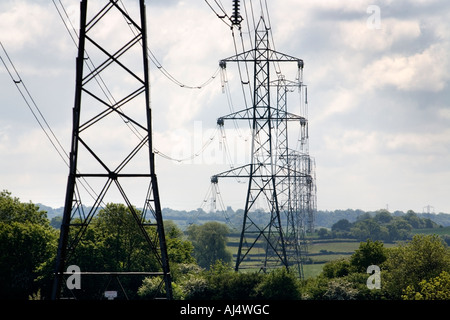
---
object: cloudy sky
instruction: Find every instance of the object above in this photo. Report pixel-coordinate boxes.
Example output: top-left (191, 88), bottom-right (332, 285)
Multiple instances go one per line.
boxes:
top-left (1, 0), bottom-right (449, 214)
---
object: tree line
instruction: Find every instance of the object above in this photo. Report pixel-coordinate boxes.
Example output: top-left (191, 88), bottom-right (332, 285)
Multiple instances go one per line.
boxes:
top-left (1, 190), bottom-right (449, 300)
top-left (317, 209), bottom-right (443, 242)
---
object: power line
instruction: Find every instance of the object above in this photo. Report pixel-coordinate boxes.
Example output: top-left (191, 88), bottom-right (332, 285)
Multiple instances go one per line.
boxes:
top-left (0, 41), bottom-right (69, 167)
top-left (53, 0), bottom-right (221, 163)
top-left (0, 41), bottom-right (101, 203)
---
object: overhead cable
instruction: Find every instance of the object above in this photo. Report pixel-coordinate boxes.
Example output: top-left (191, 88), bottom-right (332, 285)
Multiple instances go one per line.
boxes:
top-left (0, 41), bottom-right (69, 167)
top-left (0, 41), bottom-right (99, 202)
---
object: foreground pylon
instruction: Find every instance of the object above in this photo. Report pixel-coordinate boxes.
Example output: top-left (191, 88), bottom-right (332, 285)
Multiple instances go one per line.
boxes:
top-left (52, 0), bottom-right (172, 299)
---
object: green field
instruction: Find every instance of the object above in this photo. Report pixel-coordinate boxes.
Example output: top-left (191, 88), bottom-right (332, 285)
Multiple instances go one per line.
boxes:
top-left (412, 226), bottom-right (450, 236)
top-left (226, 236), bottom-right (405, 279)
top-left (226, 227), bottom-right (450, 279)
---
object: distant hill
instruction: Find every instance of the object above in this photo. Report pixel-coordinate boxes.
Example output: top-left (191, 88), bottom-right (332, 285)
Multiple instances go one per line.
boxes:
top-left (38, 203), bottom-right (450, 228)
top-left (37, 204), bottom-right (64, 219)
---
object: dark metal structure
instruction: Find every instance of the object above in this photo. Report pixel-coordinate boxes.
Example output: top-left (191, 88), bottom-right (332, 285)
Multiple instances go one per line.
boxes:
top-left (52, 0), bottom-right (172, 299)
top-left (212, 5), bottom-right (316, 278)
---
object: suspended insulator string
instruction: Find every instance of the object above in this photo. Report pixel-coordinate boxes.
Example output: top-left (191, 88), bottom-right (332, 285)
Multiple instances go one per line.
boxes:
top-left (221, 68), bottom-right (246, 139)
top-left (204, 0), bottom-right (231, 27)
top-left (218, 126), bottom-right (246, 184)
top-left (198, 181), bottom-right (238, 230)
top-left (214, 183), bottom-right (238, 230)
top-left (231, 29), bottom-right (253, 111)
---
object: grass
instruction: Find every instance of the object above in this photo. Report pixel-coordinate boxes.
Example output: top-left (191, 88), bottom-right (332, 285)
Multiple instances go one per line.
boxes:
top-left (226, 235), bottom-right (360, 279)
top-left (225, 234), bottom-right (408, 280)
top-left (412, 226), bottom-right (450, 236)
top-left (308, 240), bottom-right (359, 254)
top-left (302, 264), bottom-right (325, 279)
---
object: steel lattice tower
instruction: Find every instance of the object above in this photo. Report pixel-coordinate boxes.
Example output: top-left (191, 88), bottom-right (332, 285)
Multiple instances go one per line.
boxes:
top-left (213, 14), bottom-right (316, 277)
top-left (52, 0), bottom-right (172, 299)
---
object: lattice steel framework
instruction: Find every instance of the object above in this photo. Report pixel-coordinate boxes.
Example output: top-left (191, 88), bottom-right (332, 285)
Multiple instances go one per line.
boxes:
top-left (213, 16), bottom-right (316, 278)
top-left (52, 0), bottom-right (172, 299)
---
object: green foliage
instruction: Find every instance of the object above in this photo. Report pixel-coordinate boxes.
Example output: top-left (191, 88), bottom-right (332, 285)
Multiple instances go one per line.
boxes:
top-left (137, 276), bottom-right (184, 300)
top-left (374, 210), bottom-right (393, 224)
top-left (171, 261), bottom-right (302, 300)
top-left (70, 203), bottom-right (160, 273)
top-left (321, 278), bottom-right (359, 300)
top-left (322, 258), bottom-right (352, 278)
top-left (255, 268), bottom-right (301, 300)
top-left (350, 239), bottom-right (386, 273)
top-left (402, 271), bottom-right (450, 300)
top-left (3, 189), bottom-right (450, 300)
top-left (202, 260), bottom-right (256, 300)
top-left (383, 234), bottom-right (450, 299)
top-left (0, 190), bottom-right (49, 226)
top-left (0, 191), bottom-right (57, 299)
top-left (187, 222), bottom-right (232, 269)
top-left (172, 263), bottom-right (209, 300)
top-left (316, 235), bottom-right (450, 300)
top-left (331, 219), bottom-right (352, 232)
top-left (327, 210), bottom-right (438, 242)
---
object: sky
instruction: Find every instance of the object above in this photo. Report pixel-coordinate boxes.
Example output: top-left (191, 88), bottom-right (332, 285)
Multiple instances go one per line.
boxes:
top-left (1, 0), bottom-right (450, 214)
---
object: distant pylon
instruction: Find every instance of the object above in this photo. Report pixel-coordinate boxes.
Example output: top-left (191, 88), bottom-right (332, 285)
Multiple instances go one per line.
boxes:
top-left (51, 0), bottom-right (172, 299)
top-left (213, 15), bottom-right (316, 278)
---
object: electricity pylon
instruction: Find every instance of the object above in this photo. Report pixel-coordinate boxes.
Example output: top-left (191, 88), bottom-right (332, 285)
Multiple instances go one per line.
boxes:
top-left (213, 15), bottom-right (315, 277)
top-left (52, 0), bottom-right (172, 299)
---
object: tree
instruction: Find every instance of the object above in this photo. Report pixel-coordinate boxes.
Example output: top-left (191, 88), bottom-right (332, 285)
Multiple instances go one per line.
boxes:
top-left (317, 228), bottom-right (330, 239)
top-left (64, 204), bottom-right (184, 299)
top-left (383, 234), bottom-right (450, 299)
top-left (386, 219), bottom-right (411, 241)
top-left (255, 268), bottom-right (301, 300)
top-left (164, 221), bottom-right (195, 264)
top-left (351, 219), bottom-right (382, 241)
top-left (322, 278), bottom-right (359, 300)
top-left (374, 210), bottom-right (392, 224)
top-left (331, 219), bottom-right (352, 232)
top-left (404, 210), bottom-right (422, 229)
top-left (350, 239), bottom-right (386, 273)
top-left (402, 271), bottom-right (450, 300)
top-left (0, 191), bottom-right (57, 299)
top-left (187, 222), bottom-right (232, 269)
top-left (88, 203), bottom-right (160, 272)
top-left (322, 258), bottom-right (352, 278)
top-left (0, 190), bottom-right (49, 226)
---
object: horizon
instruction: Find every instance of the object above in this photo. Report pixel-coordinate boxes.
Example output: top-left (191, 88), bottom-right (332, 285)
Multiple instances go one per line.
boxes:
top-left (36, 201), bottom-right (447, 216)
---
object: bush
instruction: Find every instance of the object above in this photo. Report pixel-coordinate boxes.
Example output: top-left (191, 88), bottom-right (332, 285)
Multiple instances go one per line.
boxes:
top-left (322, 258), bottom-right (352, 278)
top-left (255, 268), bottom-right (301, 300)
top-left (322, 278), bottom-right (359, 300)
top-left (350, 239), bottom-right (386, 273)
top-left (402, 271), bottom-right (450, 300)
top-left (383, 234), bottom-right (450, 299)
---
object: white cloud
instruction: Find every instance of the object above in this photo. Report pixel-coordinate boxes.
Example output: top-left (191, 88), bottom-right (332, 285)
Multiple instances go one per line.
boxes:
top-left (340, 18), bottom-right (422, 52)
top-left (362, 43), bottom-right (450, 92)
top-left (0, 1), bottom-right (53, 50)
